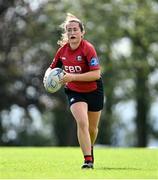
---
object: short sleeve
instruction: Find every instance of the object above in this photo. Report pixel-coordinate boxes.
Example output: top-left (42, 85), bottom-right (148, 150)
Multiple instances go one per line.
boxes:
top-left (84, 42), bottom-right (100, 71)
top-left (50, 47), bottom-right (63, 69)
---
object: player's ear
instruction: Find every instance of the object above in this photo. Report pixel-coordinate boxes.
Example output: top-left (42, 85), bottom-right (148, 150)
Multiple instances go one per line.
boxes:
top-left (81, 30), bottom-right (85, 38)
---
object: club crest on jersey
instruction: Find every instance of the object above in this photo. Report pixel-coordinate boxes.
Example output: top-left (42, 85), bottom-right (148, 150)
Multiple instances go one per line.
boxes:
top-left (76, 56), bottom-right (82, 61)
top-left (61, 57), bottom-right (66, 60)
top-left (90, 57), bottom-right (99, 66)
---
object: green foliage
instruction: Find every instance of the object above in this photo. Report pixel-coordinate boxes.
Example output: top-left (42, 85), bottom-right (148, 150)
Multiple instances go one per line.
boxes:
top-left (0, 0), bottom-right (158, 146)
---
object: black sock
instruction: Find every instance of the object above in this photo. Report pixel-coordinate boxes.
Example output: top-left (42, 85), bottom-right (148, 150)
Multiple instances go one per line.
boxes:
top-left (91, 146), bottom-right (94, 163)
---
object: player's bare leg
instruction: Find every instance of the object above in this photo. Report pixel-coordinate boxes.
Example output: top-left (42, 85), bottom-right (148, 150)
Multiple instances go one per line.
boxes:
top-left (70, 102), bottom-right (93, 168)
top-left (70, 102), bottom-right (91, 155)
top-left (88, 111), bottom-right (101, 163)
top-left (88, 111), bottom-right (101, 144)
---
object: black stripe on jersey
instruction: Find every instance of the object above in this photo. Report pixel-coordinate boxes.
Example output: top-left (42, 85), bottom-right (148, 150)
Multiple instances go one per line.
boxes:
top-left (56, 59), bottom-right (63, 68)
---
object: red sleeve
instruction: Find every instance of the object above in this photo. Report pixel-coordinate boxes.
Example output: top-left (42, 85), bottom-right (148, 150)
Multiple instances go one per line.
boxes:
top-left (49, 47), bottom-right (63, 69)
top-left (84, 42), bottom-right (100, 71)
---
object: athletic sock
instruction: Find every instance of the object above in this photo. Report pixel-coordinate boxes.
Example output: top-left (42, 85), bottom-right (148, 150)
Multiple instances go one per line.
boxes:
top-left (91, 146), bottom-right (94, 163)
top-left (84, 155), bottom-right (93, 163)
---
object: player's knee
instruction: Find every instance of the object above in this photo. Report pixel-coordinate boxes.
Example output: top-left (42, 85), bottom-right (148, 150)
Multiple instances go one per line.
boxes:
top-left (89, 126), bottom-right (98, 136)
top-left (77, 120), bottom-right (88, 130)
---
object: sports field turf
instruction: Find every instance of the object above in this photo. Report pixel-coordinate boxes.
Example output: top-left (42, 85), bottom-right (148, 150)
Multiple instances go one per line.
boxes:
top-left (0, 147), bottom-right (158, 179)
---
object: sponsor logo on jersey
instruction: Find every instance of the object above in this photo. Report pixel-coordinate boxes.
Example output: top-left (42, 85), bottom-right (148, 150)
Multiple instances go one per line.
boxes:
top-left (76, 56), bottom-right (82, 61)
top-left (90, 57), bottom-right (99, 66)
top-left (65, 65), bottom-right (82, 73)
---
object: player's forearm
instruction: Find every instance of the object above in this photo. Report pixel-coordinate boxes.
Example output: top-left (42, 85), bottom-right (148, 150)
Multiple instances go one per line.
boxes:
top-left (72, 69), bottom-right (101, 82)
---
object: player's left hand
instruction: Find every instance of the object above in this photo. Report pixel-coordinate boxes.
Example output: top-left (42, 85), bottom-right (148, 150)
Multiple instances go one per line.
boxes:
top-left (60, 71), bottom-right (76, 84)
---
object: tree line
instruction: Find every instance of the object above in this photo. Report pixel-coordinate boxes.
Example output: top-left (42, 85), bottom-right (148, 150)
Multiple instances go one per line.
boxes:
top-left (0, 0), bottom-right (158, 147)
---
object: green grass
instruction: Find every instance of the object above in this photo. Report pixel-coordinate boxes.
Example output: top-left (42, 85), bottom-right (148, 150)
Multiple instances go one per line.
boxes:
top-left (0, 147), bottom-right (158, 179)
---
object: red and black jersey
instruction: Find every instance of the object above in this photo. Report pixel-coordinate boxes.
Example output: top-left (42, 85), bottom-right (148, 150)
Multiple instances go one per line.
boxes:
top-left (50, 39), bottom-right (101, 92)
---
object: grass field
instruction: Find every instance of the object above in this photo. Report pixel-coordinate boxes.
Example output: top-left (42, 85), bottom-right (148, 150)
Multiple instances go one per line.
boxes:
top-left (0, 147), bottom-right (158, 179)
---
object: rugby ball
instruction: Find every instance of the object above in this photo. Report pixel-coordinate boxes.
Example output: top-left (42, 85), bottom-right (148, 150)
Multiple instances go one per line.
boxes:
top-left (44, 68), bottom-right (64, 93)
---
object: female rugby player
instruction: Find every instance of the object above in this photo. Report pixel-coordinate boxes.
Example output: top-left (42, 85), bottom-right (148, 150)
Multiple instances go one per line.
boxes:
top-left (44, 13), bottom-right (104, 169)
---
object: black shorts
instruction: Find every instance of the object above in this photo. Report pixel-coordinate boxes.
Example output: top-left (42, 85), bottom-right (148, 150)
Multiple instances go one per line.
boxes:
top-left (64, 79), bottom-right (104, 111)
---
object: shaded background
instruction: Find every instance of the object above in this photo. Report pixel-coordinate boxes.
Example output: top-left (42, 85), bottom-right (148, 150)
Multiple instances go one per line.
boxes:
top-left (0, 0), bottom-right (158, 147)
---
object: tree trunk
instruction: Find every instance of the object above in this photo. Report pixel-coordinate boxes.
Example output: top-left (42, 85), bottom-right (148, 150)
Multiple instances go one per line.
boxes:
top-left (97, 56), bottom-right (114, 145)
top-left (135, 69), bottom-right (149, 147)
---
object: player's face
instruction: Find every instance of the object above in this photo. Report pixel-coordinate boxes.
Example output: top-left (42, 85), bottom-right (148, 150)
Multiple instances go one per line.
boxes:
top-left (66, 22), bottom-right (84, 45)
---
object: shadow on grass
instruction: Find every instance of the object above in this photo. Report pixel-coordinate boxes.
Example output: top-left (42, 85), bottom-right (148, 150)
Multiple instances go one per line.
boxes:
top-left (96, 167), bottom-right (142, 171)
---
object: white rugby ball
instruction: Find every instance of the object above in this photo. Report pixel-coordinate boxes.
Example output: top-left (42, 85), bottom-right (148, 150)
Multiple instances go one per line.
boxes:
top-left (44, 68), bottom-right (64, 93)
